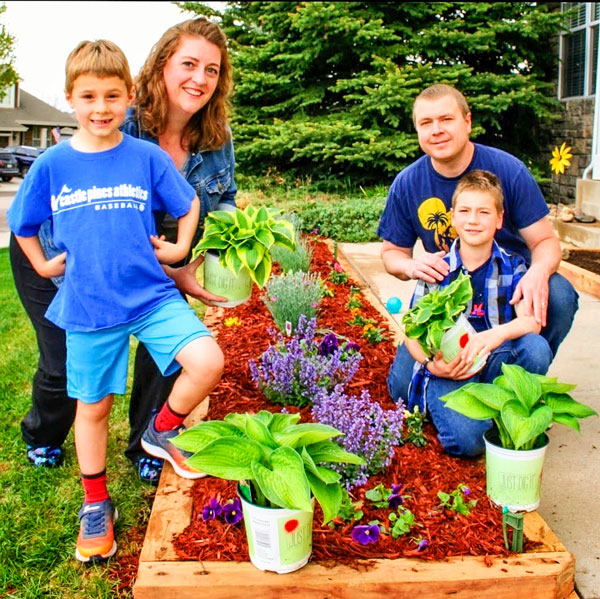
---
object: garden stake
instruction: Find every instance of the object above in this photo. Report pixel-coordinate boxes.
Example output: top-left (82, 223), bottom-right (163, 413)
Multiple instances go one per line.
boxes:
top-left (502, 506), bottom-right (523, 552)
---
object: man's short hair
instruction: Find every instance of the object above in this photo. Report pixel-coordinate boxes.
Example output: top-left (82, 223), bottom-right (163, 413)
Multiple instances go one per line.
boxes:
top-left (413, 84), bottom-right (470, 124)
top-left (452, 170), bottom-right (504, 213)
top-left (65, 40), bottom-right (132, 94)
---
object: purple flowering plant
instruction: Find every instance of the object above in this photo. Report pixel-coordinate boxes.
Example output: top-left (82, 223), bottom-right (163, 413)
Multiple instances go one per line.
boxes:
top-left (201, 496), bottom-right (243, 525)
top-left (351, 523), bottom-right (380, 545)
top-left (250, 315), bottom-right (362, 408)
top-left (437, 484), bottom-right (477, 516)
top-left (201, 497), bottom-right (223, 521)
top-left (311, 385), bottom-right (405, 488)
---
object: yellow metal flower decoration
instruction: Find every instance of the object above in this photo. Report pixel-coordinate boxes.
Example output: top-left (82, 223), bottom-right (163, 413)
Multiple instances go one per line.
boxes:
top-left (550, 142), bottom-right (572, 175)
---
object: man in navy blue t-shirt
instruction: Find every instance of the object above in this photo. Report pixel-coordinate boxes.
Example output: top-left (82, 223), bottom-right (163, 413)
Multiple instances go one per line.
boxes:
top-left (377, 84), bottom-right (578, 360)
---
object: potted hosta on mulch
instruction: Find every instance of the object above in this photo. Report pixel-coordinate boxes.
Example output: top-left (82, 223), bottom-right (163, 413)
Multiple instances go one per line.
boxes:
top-left (192, 205), bottom-right (296, 307)
top-left (441, 363), bottom-right (597, 511)
top-left (401, 271), bottom-right (487, 374)
top-left (171, 410), bottom-right (364, 573)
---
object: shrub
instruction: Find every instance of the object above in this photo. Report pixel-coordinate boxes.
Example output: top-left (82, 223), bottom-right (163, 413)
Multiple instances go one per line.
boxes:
top-left (262, 270), bottom-right (323, 334)
top-left (271, 215), bottom-right (313, 273)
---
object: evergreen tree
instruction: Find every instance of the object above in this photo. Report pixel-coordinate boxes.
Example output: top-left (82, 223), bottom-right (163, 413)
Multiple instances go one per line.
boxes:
top-left (182, 2), bottom-right (566, 184)
top-left (0, 4), bottom-right (18, 100)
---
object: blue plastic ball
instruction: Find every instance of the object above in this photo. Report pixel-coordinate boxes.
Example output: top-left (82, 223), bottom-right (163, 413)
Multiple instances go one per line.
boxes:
top-left (386, 297), bottom-right (402, 314)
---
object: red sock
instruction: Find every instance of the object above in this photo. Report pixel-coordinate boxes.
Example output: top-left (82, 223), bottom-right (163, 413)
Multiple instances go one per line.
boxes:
top-left (154, 401), bottom-right (187, 432)
top-left (81, 471), bottom-right (109, 504)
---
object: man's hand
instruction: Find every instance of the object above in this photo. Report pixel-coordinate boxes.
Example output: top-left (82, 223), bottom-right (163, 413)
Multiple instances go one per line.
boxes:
top-left (38, 251), bottom-right (67, 278)
top-left (381, 241), bottom-right (449, 282)
top-left (509, 263), bottom-right (550, 327)
top-left (163, 255), bottom-right (228, 305)
top-left (151, 234), bottom-right (189, 265)
top-left (405, 250), bottom-right (449, 283)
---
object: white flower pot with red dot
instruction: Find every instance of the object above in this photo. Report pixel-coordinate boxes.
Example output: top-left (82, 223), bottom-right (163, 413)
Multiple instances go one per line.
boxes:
top-left (237, 484), bottom-right (313, 574)
top-left (439, 314), bottom-right (488, 375)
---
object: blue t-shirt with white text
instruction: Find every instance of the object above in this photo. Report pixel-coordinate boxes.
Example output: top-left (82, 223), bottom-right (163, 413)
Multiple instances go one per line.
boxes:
top-left (8, 135), bottom-right (196, 331)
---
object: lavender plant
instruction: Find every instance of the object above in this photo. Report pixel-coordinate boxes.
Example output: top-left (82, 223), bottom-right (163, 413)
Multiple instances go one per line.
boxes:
top-left (249, 315), bottom-right (362, 408)
top-left (312, 385), bottom-right (405, 489)
top-left (262, 270), bottom-right (323, 334)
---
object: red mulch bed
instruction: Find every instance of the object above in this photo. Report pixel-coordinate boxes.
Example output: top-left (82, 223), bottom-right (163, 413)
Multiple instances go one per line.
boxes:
top-left (110, 237), bottom-right (534, 589)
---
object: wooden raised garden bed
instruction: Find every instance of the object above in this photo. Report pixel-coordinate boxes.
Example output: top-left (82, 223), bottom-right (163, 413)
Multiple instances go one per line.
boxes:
top-left (133, 241), bottom-right (577, 599)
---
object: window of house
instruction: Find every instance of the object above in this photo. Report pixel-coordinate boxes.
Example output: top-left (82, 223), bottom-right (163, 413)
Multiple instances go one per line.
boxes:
top-left (560, 2), bottom-right (600, 98)
top-left (0, 85), bottom-right (16, 108)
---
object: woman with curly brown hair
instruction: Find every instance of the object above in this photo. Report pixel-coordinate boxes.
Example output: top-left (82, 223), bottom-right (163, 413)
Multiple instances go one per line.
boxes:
top-left (9, 16), bottom-right (237, 483)
top-left (121, 17), bottom-right (237, 483)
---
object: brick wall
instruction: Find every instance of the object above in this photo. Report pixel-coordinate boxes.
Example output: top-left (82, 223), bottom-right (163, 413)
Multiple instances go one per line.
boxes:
top-left (539, 97), bottom-right (595, 205)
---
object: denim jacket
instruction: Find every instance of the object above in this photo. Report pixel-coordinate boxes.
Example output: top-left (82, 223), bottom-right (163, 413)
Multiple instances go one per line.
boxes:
top-left (120, 108), bottom-right (237, 247)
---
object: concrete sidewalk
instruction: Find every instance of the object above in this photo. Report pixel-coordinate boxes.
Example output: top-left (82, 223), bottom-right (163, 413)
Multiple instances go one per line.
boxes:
top-left (340, 241), bottom-right (600, 599)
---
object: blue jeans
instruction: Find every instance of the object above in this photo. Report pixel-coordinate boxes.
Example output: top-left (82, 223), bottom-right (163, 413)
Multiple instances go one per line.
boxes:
top-left (543, 273), bottom-right (579, 357)
top-left (387, 334), bottom-right (553, 457)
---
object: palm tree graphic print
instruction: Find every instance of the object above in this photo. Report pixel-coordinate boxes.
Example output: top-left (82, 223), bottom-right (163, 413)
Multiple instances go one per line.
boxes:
top-left (417, 197), bottom-right (456, 252)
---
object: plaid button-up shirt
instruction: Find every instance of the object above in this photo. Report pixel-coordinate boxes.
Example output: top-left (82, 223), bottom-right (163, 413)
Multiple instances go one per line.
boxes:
top-left (410, 239), bottom-right (528, 328)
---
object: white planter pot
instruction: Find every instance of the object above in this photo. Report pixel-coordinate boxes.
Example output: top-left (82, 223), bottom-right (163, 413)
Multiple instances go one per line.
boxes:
top-left (238, 485), bottom-right (313, 574)
top-left (203, 251), bottom-right (252, 308)
top-left (484, 431), bottom-right (549, 513)
top-left (440, 314), bottom-right (488, 375)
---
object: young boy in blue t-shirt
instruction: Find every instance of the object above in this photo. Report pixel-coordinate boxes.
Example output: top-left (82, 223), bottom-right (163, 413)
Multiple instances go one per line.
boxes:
top-left (389, 170), bottom-right (553, 457)
top-left (8, 40), bottom-right (224, 562)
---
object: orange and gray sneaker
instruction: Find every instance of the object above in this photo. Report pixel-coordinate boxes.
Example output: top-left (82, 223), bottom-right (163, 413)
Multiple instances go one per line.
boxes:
top-left (141, 414), bottom-right (206, 480)
top-left (75, 498), bottom-right (118, 563)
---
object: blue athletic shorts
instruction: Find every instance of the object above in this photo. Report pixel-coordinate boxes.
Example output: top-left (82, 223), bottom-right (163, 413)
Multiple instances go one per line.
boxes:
top-left (66, 299), bottom-right (211, 403)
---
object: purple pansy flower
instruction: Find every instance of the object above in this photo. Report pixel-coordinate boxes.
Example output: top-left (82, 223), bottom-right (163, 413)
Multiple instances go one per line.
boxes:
top-left (391, 483), bottom-right (403, 495)
top-left (202, 498), bottom-right (222, 521)
top-left (222, 497), bottom-right (243, 525)
top-left (319, 332), bottom-right (339, 356)
top-left (462, 486), bottom-right (471, 496)
top-left (351, 524), bottom-right (380, 545)
top-left (388, 493), bottom-right (404, 510)
top-left (417, 538), bottom-right (429, 551)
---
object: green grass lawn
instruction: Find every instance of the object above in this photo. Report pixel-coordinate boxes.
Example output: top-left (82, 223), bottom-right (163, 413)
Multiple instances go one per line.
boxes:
top-left (0, 247), bottom-right (153, 598)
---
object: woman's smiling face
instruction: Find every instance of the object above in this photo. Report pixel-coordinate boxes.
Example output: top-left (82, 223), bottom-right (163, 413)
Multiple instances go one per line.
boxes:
top-left (163, 35), bottom-right (221, 119)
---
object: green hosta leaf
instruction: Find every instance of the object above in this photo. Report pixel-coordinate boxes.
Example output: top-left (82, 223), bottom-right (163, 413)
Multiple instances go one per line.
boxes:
top-left (501, 400), bottom-right (552, 450)
top-left (255, 205), bottom-right (271, 223)
top-left (273, 423), bottom-right (342, 448)
top-left (254, 410), bottom-right (274, 426)
top-left (252, 254), bottom-right (272, 288)
top-left (245, 414), bottom-right (278, 448)
top-left (268, 412), bottom-right (302, 433)
top-left (224, 245), bottom-right (245, 276)
top-left (255, 227), bottom-right (275, 249)
top-left (237, 241), bottom-right (265, 272)
top-left (301, 447), bottom-right (341, 484)
top-left (186, 437), bottom-right (264, 479)
top-left (414, 306), bottom-right (433, 325)
top-left (210, 209), bottom-right (236, 225)
top-left (306, 471), bottom-right (342, 524)
top-left (501, 363), bottom-right (542, 410)
top-left (441, 387), bottom-right (499, 420)
top-left (171, 421), bottom-right (243, 453)
top-left (540, 381), bottom-right (578, 394)
top-left (271, 220), bottom-right (296, 243)
top-left (234, 208), bottom-right (251, 229)
top-left (552, 412), bottom-right (581, 432)
top-left (305, 440), bottom-right (366, 465)
top-left (271, 230), bottom-right (296, 251)
top-left (193, 236), bottom-right (229, 254)
top-left (224, 412), bottom-right (248, 432)
top-left (458, 382), bottom-right (515, 411)
top-left (251, 447), bottom-right (312, 511)
top-left (545, 393), bottom-right (597, 418)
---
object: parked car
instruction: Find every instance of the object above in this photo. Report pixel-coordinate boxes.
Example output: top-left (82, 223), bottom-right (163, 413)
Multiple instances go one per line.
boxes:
top-left (3, 145), bottom-right (43, 176)
top-left (0, 150), bottom-right (20, 182)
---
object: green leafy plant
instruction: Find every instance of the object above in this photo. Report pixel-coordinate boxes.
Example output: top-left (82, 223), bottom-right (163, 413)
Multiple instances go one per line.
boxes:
top-left (437, 484), bottom-right (477, 516)
top-left (400, 406), bottom-right (428, 448)
top-left (262, 270), bottom-right (323, 334)
top-left (401, 272), bottom-right (473, 357)
top-left (192, 205), bottom-right (296, 288)
top-left (441, 363), bottom-right (598, 450)
top-left (388, 507), bottom-right (419, 538)
top-left (171, 410), bottom-right (365, 524)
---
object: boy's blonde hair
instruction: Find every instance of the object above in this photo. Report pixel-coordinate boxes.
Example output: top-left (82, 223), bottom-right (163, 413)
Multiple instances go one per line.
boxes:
top-left (134, 17), bottom-right (232, 152)
top-left (413, 84), bottom-right (470, 125)
top-left (452, 170), bottom-right (504, 213)
top-left (65, 40), bottom-right (133, 94)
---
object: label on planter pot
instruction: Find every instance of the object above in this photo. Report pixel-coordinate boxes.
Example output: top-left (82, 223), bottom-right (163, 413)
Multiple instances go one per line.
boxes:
top-left (277, 512), bottom-right (313, 565)
top-left (440, 314), bottom-right (488, 375)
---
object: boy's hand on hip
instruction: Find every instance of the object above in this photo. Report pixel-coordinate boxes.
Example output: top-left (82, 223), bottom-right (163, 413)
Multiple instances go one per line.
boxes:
top-left (151, 235), bottom-right (187, 265)
top-left (39, 252), bottom-right (67, 278)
